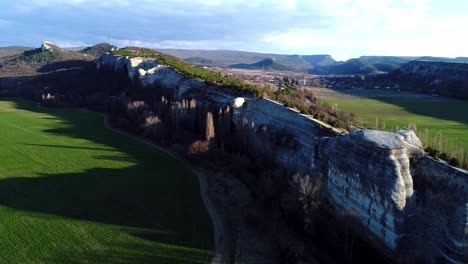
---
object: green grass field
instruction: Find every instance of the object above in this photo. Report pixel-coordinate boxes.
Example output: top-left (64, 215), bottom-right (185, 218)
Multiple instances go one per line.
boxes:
top-left (316, 89), bottom-right (468, 151)
top-left (0, 98), bottom-right (214, 263)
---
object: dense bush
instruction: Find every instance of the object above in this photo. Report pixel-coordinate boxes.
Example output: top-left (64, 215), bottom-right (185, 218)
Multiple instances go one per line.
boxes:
top-left (425, 146), bottom-right (440, 158)
top-left (449, 157), bottom-right (460, 167)
top-left (438, 152), bottom-right (448, 160)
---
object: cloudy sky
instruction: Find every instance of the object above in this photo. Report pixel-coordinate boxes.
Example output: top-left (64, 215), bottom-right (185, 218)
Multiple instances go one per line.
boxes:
top-left (0, 0), bottom-right (466, 60)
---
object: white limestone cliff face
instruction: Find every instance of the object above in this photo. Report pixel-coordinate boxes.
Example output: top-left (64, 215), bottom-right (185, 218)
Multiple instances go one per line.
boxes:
top-left (97, 54), bottom-right (230, 100)
top-left (318, 130), bottom-right (424, 250)
top-left (41, 41), bottom-right (54, 52)
top-left (231, 97), bottom-right (323, 172)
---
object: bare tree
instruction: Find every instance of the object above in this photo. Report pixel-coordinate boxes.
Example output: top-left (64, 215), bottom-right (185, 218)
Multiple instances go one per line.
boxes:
top-left (294, 174), bottom-right (322, 227)
top-left (205, 111), bottom-right (215, 141)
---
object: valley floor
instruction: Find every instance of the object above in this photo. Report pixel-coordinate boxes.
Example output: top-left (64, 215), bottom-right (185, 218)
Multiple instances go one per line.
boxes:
top-left (310, 87), bottom-right (468, 152)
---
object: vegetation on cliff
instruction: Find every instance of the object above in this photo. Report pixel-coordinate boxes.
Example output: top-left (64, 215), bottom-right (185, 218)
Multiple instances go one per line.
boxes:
top-left (112, 47), bottom-right (262, 96)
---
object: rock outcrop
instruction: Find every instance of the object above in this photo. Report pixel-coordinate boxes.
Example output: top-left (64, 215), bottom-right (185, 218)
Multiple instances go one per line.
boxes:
top-left (394, 60), bottom-right (468, 99)
top-left (41, 41), bottom-right (54, 52)
top-left (318, 130), bottom-right (424, 250)
top-left (97, 53), bottom-right (468, 262)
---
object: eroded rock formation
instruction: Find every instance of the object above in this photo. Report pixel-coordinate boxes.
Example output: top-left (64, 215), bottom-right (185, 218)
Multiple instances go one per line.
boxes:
top-left (97, 53), bottom-right (468, 262)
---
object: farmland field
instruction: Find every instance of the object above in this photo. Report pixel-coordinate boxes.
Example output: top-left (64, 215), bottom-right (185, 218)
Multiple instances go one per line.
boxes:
top-left (310, 87), bottom-right (468, 151)
top-left (0, 98), bottom-right (214, 263)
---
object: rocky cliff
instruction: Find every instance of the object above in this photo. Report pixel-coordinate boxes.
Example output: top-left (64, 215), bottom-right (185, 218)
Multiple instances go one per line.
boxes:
top-left (400, 61), bottom-right (468, 81)
top-left (97, 53), bottom-right (468, 262)
top-left (394, 60), bottom-right (468, 99)
top-left (318, 130), bottom-right (423, 250)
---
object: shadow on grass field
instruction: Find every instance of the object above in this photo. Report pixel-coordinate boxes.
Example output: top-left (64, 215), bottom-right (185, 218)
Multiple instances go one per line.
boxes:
top-left (0, 98), bottom-right (214, 263)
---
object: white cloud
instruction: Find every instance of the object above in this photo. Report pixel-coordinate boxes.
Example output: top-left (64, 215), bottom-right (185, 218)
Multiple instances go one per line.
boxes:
top-left (1, 0), bottom-right (468, 59)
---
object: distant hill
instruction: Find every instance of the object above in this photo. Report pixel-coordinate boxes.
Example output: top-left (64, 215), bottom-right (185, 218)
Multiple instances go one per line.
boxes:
top-left (0, 42), bottom-right (93, 77)
top-left (309, 56), bottom-right (428, 75)
top-left (455, 57), bottom-right (468, 62)
top-left (155, 48), bottom-right (336, 70)
top-left (359, 56), bottom-right (419, 72)
top-left (0, 46), bottom-right (33, 58)
top-left (301, 55), bottom-right (336, 67)
top-left (230, 58), bottom-right (298, 71)
top-left (417, 56), bottom-right (468, 63)
top-left (184, 57), bottom-right (214, 65)
top-left (309, 58), bottom-right (379, 75)
top-left (391, 60), bottom-right (468, 99)
top-left (80, 43), bottom-right (116, 58)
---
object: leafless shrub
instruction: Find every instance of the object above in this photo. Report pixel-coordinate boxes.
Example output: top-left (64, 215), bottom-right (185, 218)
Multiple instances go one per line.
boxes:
top-left (126, 100), bottom-right (150, 125)
top-left (143, 115), bottom-right (161, 139)
top-left (293, 174), bottom-right (322, 226)
top-left (186, 140), bottom-right (210, 156)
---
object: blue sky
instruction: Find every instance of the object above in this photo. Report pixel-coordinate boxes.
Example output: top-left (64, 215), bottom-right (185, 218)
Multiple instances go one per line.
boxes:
top-left (0, 0), bottom-right (467, 60)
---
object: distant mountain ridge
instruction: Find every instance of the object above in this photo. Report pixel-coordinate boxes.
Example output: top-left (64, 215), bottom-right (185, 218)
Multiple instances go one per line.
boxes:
top-left (156, 48), bottom-right (468, 74)
top-left (155, 48), bottom-right (336, 70)
top-left (2, 43), bottom-right (467, 77)
top-left (0, 46), bottom-right (33, 58)
top-left (416, 56), bottom-right (468, 63)
top-left (184, 57), bottom-right (214, 65)
top-left (230, 58), bottom-right (298, 71)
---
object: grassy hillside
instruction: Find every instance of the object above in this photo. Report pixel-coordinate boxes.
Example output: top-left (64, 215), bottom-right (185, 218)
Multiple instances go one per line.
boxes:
top-left (0, 98), bottom-right (214, 263)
